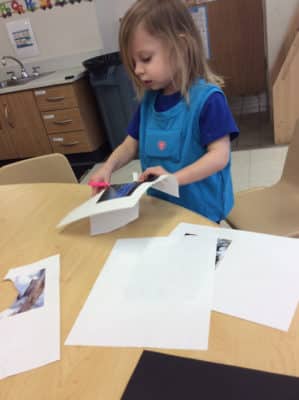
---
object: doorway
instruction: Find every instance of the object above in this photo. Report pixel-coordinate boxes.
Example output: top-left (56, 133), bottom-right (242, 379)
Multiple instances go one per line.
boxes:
top-left (203, 0), bottom-right (273, 149)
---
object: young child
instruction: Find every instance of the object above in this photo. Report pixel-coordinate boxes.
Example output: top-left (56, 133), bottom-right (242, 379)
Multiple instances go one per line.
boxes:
top-left (90, 0), bottom-right (239, 223)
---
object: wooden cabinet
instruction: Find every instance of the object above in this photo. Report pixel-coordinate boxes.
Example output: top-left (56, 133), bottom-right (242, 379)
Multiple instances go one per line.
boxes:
top-left (0, 95), bottom-right (17, 160)
top-left (0, 77), bottom-right (106, 160)
top-left (34, 79), bottom-right (106, 155)
top-left (34, 84), bottom-right (78, 111)
top-left (0, 91), bottom-right (52, 160)
top-left (41, 109), bottom-right (84, 134)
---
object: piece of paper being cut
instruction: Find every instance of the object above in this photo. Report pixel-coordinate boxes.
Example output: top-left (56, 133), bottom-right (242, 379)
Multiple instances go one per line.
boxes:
top-left (0, 255), bottom-right (60, 380)
top-left (132, 171), bottom-right (139, 181)
top-left (57, 174), bottom-right (179, 235)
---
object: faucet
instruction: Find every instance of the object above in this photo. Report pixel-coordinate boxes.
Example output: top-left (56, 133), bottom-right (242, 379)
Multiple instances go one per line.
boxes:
top-left (1, 56), bottom-right (29, 79)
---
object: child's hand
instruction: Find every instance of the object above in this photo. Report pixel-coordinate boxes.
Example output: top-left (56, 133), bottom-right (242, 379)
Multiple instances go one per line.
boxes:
top-left (139, 166), bottom-right (168, 182)
top-left (89, 165), bottom-right (112, 196)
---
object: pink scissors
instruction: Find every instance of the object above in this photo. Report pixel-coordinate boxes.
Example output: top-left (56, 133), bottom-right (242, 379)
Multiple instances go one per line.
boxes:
top-left (88, 180), bottom-right (110, 189)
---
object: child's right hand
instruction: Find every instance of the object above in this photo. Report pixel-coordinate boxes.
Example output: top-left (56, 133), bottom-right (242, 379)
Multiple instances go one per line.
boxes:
top-left (89, 165), bottom-right (112, 196)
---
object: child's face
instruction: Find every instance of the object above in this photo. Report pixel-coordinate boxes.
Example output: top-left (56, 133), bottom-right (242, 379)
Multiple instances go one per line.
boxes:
top-left (130, 24), bottom-right (176, 95)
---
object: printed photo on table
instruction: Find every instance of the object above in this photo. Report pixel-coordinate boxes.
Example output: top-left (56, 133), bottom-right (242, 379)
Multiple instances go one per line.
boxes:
top-left (0, 268), bottom-right (45, 319)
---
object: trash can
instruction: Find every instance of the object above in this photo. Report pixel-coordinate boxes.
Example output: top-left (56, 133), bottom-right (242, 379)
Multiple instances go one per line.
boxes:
top-left (83, 52), bottom-right (138, 151)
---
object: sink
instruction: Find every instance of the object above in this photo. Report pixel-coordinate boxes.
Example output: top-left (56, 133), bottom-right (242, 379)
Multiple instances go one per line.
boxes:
top-left (0, 71), bottom-right (55, 89)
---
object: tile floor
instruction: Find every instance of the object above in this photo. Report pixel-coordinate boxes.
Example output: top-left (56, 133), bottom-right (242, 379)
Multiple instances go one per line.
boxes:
top-left (229, 95), bottom-right (274, 151)
top-left (231, 113), bottom-right (274, 151)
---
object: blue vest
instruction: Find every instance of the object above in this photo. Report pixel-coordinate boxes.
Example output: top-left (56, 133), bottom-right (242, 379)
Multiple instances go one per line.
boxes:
top-left (139, 79), bottom-right (234, 222)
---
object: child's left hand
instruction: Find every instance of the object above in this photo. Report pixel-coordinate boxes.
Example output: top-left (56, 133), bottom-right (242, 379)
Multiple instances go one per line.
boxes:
top-left (139, 166), bottom-right (169, 181)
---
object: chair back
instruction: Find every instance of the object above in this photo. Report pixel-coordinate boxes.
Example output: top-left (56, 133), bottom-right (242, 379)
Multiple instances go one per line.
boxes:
top-left (280, 119), bottom-right (299, 186)
top-left (0, 153), bottom-right (77, 185)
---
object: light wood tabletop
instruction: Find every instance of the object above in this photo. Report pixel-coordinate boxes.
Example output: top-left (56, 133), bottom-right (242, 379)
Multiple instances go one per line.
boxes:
top-left (1, 183), bottom-right (299, 400)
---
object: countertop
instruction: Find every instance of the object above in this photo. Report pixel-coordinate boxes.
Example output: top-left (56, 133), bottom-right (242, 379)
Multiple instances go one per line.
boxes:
top-left (0, 66), bottom-right (86, 95)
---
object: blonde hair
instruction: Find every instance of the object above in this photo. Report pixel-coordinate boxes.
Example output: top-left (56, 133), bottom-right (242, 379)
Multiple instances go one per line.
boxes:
top-left (119, 0), bottom-right (224, 99)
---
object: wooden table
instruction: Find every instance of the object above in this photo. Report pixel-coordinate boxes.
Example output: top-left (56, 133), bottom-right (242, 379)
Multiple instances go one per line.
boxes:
top-left (1, 183), bottom-right (299, 399)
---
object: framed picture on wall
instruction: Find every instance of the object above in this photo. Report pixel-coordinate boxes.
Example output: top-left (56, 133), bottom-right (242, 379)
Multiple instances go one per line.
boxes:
top-left (6, 18), bottom-right (40, 58)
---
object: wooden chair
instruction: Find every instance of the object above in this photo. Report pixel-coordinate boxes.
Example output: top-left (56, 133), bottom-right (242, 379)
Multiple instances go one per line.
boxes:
top-left (226, 120), bottom-right (299, 237)
top-left (0, 153), bottom-right (78, 184)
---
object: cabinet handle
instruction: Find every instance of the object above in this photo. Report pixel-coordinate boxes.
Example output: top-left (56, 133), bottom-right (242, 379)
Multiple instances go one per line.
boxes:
top-left (47, 96), bottom-right (65, 102)
top-left (4, 103), bottom-right (15, 128)
top-left (54, 119), bottom-right (73, 125)
top-left (61, 141), bottom-right (80, 147)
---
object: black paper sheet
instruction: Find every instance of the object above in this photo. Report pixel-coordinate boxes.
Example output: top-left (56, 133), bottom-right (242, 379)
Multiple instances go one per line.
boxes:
top-left (121, 351), bottom-right (299, 400)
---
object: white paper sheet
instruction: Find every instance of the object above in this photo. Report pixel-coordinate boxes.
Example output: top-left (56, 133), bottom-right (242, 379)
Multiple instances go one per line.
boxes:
top-left (0, 255), bottom-right (60, 380)
top-left (90, 204), bottom-right (140, 235)
top-left (65, 235), bottom-right (216, 350)
top-left (170, 223), bottom-right (299, 331)
top-left (57, 174), bottom-right (178, 235)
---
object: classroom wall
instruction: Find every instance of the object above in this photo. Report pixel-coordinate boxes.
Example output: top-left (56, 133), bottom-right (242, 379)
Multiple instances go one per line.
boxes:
top-left (99, 0), bottom-right (299, 79)
top-left (0, 1), bottom-right (102, 78)
top-left (95, 0), bottom-right (134, 52)
top-left (0, 0), bottom-right (298, 80)
top-left (264, 0), bottom-right (299, 74)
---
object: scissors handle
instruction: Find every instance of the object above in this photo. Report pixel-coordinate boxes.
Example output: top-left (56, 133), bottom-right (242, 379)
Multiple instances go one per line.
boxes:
top-left (88, 180), bottom-right (110, 188)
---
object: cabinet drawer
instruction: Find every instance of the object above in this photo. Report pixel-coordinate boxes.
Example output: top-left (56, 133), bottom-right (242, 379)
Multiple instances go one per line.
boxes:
top-left (34, 85), bottom-right (78, 111)
top-left (49, 131), bottom-right (92, 154)
top-left (42, 108), bottom-right (84, 133)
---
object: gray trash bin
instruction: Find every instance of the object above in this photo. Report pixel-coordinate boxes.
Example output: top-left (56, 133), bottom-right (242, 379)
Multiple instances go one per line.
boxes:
top-left (83, 53), bottom-right (138, 151)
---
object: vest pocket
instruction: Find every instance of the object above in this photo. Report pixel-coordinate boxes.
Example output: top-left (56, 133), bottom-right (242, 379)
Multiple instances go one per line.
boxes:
top-left (144, 128), bottom-right (182, 163)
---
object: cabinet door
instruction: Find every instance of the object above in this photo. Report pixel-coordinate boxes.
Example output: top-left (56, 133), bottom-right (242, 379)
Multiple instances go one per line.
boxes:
top-left (5, 91), bottom-right (52, 158)
top-left (207, 0), bottom-right (266, 96)
top-left (0, 95), bottom-right (18, 160)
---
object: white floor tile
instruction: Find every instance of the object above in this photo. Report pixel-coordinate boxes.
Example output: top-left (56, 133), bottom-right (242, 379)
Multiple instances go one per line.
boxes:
top-left (249, 146), bottom-right (287, 188)
top-left (231, 150), bottom-right (250, 191)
